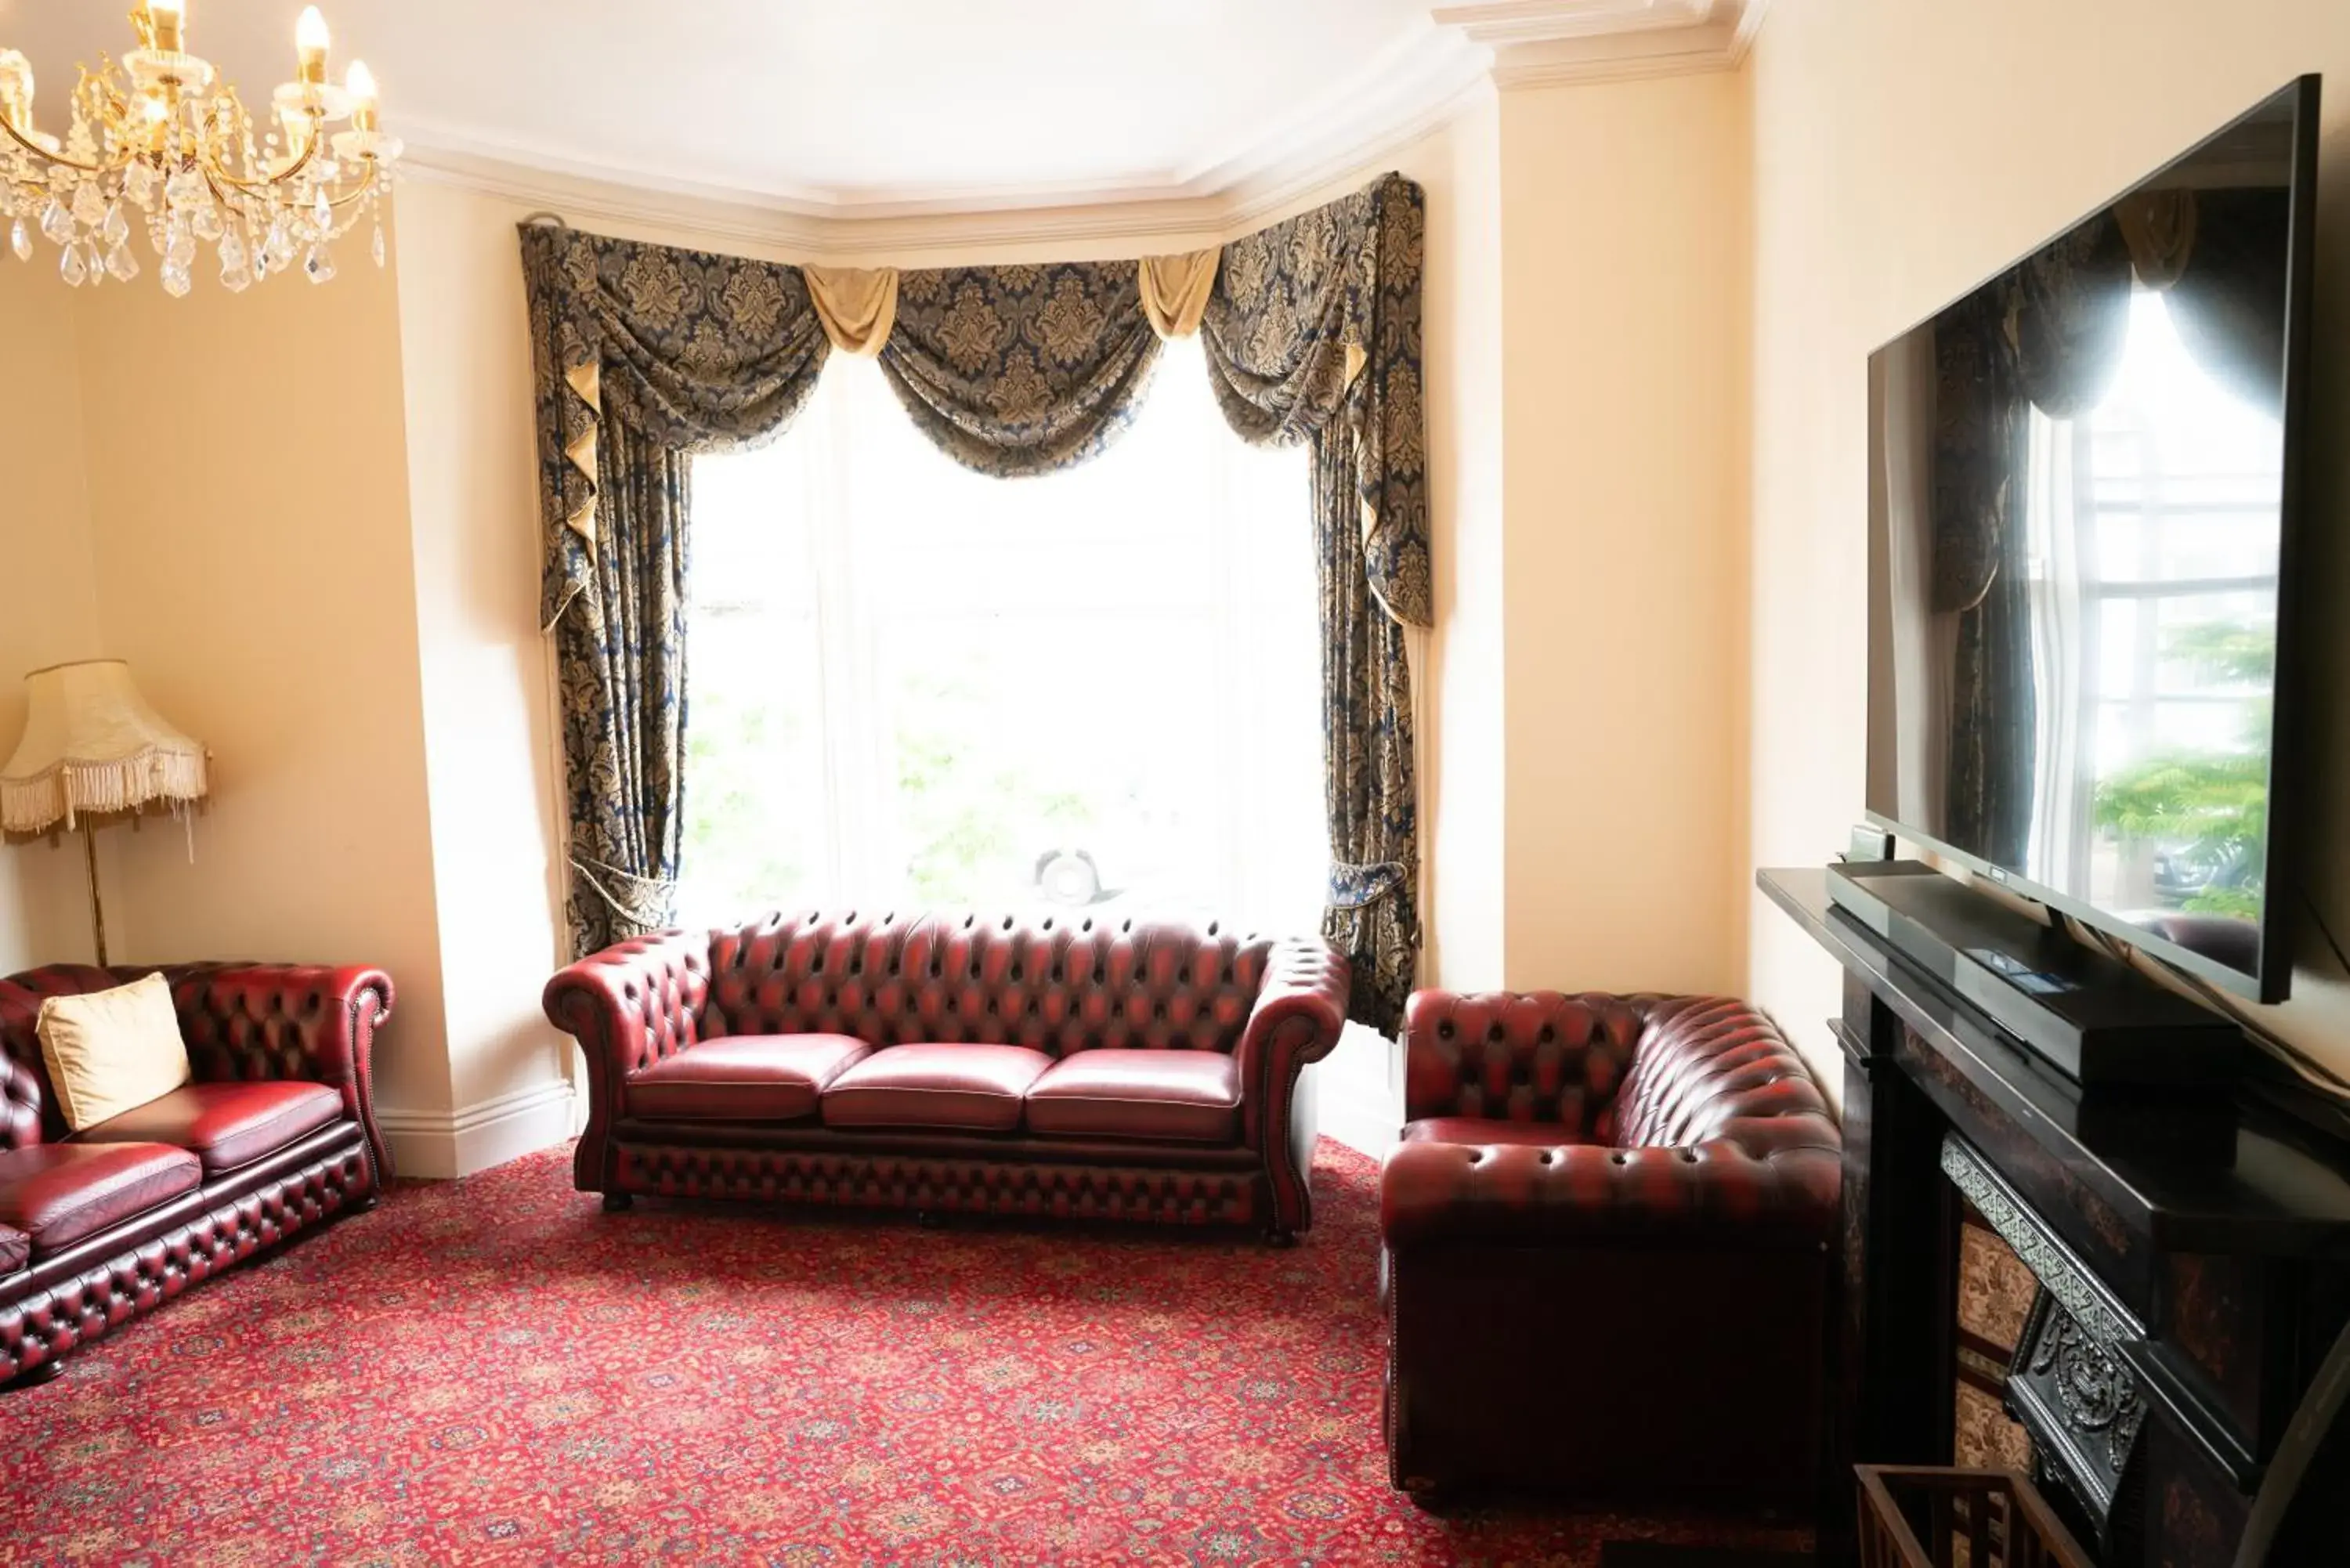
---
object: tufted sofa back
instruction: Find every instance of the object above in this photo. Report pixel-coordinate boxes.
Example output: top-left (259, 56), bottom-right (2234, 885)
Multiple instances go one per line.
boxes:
top-left (1403, 991), bottom-right (1831, 1149)
top-left (0, 963), bottom-right (368, 1150)
top-left (695, 909), bottom-right (1278, 1062)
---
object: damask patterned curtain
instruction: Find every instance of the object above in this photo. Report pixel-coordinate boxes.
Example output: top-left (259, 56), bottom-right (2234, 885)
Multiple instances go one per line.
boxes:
top-left (520, 172), bottom-right (1431, 1021)
top-left (1199, 172), bottom-right (1430, 1030)
top-left (879, 261), bottom-right (1162, 475)
top-left (520, 226), bottom-right (830, 957)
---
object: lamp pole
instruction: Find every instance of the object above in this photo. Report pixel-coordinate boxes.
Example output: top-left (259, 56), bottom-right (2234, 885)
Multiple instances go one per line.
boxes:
top-left (81, 819), bottom-right (107, 966)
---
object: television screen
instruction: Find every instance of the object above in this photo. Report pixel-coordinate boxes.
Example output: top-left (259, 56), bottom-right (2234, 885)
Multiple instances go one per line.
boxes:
top-left (1865, 78), bottom-right (2318, 1002)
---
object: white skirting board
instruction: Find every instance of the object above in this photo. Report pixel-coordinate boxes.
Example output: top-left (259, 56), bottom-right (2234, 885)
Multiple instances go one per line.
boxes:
top-left (375, 1080), bottom-right (577, 1180)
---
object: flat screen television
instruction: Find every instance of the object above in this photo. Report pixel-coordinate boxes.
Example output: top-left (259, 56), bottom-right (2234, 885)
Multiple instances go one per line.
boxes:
top-left (1865, 77), bottom-right (2320, 1004)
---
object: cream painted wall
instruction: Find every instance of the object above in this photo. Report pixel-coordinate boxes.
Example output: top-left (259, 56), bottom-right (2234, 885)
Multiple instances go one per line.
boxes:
top-left (390, 179), bottom-right (573, 1130)
top-left (65, 246), bottom-right (454, 1122)
top-left (1498, 69), bottom-right (1752, 995)
top-left (1418, 90), bottom-right (1510, 994)
top-left (1746, 0), bottom-right (2350, 1100)
top-left (0, 262), bottom-right (118, 971)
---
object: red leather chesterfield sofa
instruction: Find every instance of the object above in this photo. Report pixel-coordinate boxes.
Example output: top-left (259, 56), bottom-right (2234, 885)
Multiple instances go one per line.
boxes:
top-left (1381, 990), bottom-right (1841, 1504)
top-left (0, 962), bottom-right (393, 1389)
top-left (544, 910), bottom-right (1350, 1241)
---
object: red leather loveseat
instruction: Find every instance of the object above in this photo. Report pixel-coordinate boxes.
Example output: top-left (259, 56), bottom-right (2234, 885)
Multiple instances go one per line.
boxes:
top-left (0, 963), bottom-right (393, 1388)
top-left (1381, 991), bottom-right (1841, 1503)
top-left (545, 909), bottom-right (1350, 1241)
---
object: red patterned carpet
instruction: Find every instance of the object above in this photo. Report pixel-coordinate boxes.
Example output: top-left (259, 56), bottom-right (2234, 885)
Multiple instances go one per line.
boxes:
top-left (0, 1140), bottom-right (1811, 1566)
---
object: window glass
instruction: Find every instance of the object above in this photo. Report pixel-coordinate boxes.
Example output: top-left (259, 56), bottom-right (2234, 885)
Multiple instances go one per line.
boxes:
top-left (678, 339), bottom-right (1326, 936)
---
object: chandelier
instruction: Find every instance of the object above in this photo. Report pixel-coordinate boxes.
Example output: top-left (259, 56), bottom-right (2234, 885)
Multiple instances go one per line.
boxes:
top-left (0, 2), bottom-right (400, 295)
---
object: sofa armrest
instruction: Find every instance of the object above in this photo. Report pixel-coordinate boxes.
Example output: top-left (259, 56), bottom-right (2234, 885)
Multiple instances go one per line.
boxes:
top-left (1380, 1116), bottom-right (1842, 1251)
top-left (542, 930), bottom-right (710, 1193)
top-left (1237, 939), bottom-right (1350, 1110)
top-left (167, 963), bottom-right (396, 1183)
top-left (1237, 938), bottom-right (1350, 1235)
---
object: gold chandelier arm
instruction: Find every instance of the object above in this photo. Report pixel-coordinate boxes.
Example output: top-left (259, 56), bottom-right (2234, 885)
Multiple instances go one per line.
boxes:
top-left (0, 110), bottom-right (121, 175)
top-left (318, 172), bottom-right (384, 211)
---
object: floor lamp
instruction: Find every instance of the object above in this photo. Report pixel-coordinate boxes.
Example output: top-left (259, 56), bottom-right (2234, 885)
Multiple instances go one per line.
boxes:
top-left (0, 660), bottom-right (210, 966)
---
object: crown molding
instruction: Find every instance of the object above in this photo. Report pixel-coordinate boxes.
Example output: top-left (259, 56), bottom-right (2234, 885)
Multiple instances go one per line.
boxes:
top-left (396, 1), bottom-right (1755, 258)
top-left (1431, 0), bottom-right (1719, 46)
top-left (1490, 19), bottom-right (1744, 88)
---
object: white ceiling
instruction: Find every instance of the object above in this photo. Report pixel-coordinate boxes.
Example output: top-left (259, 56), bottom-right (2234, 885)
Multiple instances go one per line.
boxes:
top-left (0, 1), bottom-right (1755, 219)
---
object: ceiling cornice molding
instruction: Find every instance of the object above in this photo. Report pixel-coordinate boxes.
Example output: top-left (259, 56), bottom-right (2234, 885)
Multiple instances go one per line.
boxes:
top-left (396, 1), bottom-right (1750, 257)
top-left (1431, 0), bottom-right (1719, 46)
top-left (1489, 20), bottom-right (1743, 89)
top-left (1731, 0), bottom-right (1773, 59)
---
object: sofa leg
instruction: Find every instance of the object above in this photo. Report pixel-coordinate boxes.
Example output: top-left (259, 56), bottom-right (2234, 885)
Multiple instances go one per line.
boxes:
top-left (602, 1190), bottom-right (634, 1212)
top-left (2, 1357), bottom-right (63, 1393)
top-left (1399, 1476), bottom-right (1455, 1513)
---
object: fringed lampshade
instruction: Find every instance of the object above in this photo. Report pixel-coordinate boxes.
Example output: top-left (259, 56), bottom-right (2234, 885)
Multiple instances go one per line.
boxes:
top-left (1, 661), bottom-right (208, 834)
top-left (1, 660), bottom-right (208, 964)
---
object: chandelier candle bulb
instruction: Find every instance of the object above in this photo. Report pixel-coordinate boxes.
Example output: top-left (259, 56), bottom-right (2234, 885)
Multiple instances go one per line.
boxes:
top-left (295, 7), bottom-right (331, 86)
top-left (146, 0), bottom-right (186, 55)
top-left (346, 61), bottom-right (378, 132)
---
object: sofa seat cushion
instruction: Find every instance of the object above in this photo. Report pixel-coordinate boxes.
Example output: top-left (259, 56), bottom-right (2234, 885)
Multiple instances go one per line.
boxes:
top-left (1401, 1116), bottom-right (1595, 1149)
top-left (1024, 1049), bottom-right (1242, 1144)
top-left (0, 1223), bottom-right (25, 1275)
top-left (821, 1044), bottom-right (1054, 1133)
top-left (75, 1080), bottom-right (343, 1172)
top-left (625, 1035), bottom-right (870, 1122)
top-left (0, 1142), bottom-right (202, 1258)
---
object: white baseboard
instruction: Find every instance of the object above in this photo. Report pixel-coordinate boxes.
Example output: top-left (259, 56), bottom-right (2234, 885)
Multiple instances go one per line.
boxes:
top-left (377, 1080), bottom-right (576, 1180)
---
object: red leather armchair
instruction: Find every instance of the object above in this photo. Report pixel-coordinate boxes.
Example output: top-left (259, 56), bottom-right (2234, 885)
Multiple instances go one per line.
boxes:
top-left (546, 910), bottom-right (1350, 1241)
top-left (0, 962), bottom-right (392, 1387)
top-left (1381, 990), bottom-right (1841, 1503)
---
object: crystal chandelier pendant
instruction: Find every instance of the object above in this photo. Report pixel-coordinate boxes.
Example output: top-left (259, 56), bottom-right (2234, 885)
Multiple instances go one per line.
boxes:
top-left (371, 223), bottom-right (384, 268)
top-left (105, 240), bottom-right (139, 284)
top-left (9, 219), bottom-right (28, 262)
top-left (303, 241), bottom-right (334, 284)
top-left (59, 241), bottom-right (87, 287)
top-left (39, 197), bottom-right (72, 247)
top-left (70, 179), bottom-right (106, 228)
top-left (217, 227), bottom-right (249, 291)
top-left (101, 202), bottom-right (131, 250)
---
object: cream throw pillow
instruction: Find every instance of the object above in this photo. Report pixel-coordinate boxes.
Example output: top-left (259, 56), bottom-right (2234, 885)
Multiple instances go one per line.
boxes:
top-left (36, 973), bottom-right (193, 1132)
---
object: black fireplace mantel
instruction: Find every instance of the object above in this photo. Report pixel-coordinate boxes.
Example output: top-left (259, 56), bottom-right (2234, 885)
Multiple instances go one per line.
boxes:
top-left (1759, 866), bottom-right (2350, 1566)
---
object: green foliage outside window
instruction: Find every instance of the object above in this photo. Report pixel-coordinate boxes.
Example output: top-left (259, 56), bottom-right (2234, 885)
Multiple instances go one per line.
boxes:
top-left (2092, 620), bottom-right (2272, 919)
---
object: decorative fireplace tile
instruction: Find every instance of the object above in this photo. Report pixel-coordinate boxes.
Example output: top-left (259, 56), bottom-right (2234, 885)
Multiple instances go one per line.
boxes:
top-left (1955, 1203), bottom-right (2036, 1469)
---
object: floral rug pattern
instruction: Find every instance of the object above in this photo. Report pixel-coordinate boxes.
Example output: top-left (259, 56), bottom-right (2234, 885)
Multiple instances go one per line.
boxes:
top-left (0, 1139), bottom-right (1810, 1565)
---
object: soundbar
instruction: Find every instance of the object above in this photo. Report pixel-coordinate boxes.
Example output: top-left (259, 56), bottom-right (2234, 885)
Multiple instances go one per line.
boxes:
top-left (1825, 859), bottom-right (2243, 1088)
